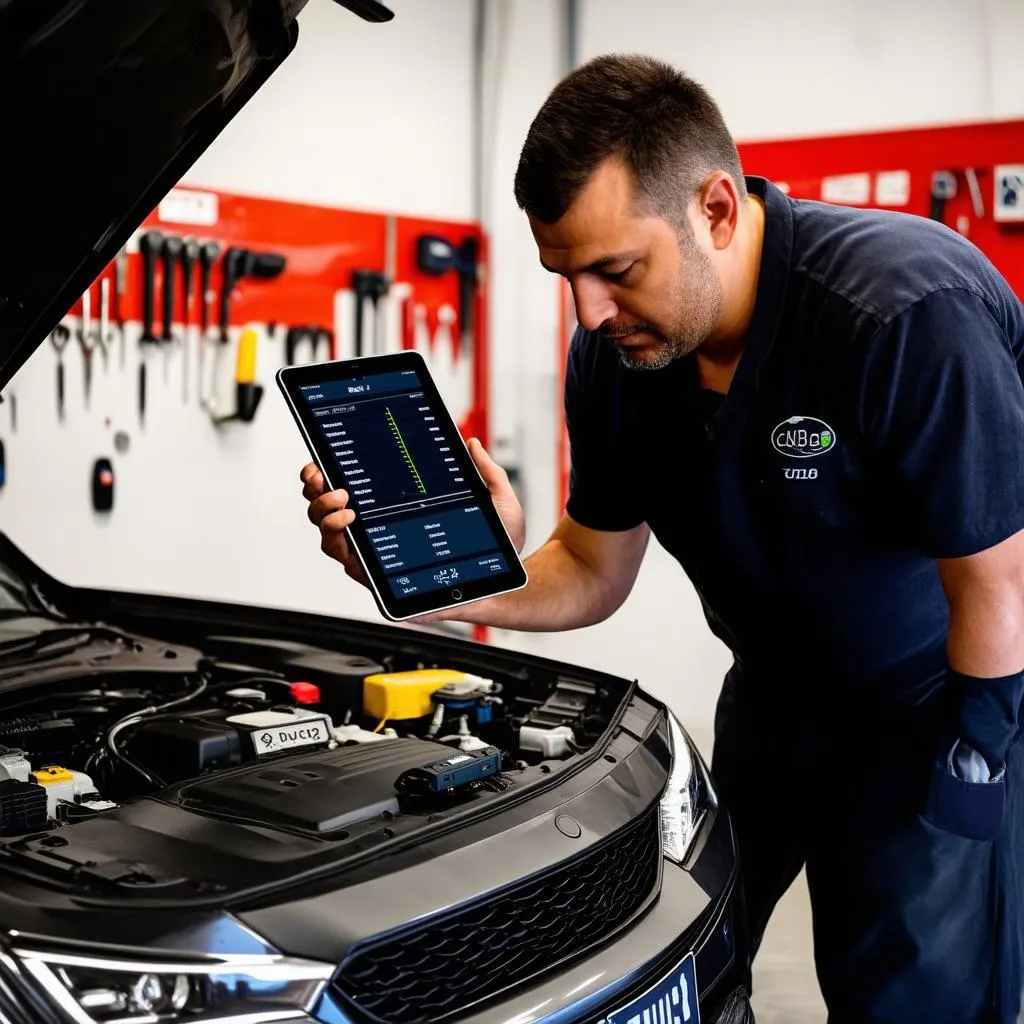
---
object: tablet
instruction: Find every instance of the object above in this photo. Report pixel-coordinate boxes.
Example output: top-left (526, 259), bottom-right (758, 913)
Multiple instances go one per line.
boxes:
top-left (277, 351), bottom-right (528, 621)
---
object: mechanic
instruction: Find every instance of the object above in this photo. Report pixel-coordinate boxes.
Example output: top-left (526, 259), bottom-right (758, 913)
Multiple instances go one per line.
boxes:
top-left (302, 54), bottom-right (1024, 1023)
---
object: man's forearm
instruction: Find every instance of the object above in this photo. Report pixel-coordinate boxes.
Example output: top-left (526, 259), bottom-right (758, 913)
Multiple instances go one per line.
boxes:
top-left (434, 538), bottom-right (624, 632)
top-left (946, 587), bottom-right (1024, 678)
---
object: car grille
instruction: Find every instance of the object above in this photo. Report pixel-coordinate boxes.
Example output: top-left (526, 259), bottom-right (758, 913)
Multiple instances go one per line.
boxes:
top-left (333, 805), bottom-right (661, 1024)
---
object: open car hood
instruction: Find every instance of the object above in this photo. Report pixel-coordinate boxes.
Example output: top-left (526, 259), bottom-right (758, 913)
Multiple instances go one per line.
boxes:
top-left (0, 0), bottom-right (392, 391)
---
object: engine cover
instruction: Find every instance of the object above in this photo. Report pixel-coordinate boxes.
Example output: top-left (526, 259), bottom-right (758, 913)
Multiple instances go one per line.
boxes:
top-left (171, 737), bottom-right (455, 835)
top-left (126, 706), bottom-right (334, 785)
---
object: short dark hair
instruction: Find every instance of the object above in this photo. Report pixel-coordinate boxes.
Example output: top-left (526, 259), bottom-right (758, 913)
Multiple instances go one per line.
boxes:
top-left (514, 53), bottom-right (747, 225)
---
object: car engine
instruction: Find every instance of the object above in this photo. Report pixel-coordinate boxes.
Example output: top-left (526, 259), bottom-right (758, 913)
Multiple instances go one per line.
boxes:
top-left (0, 626), bottom-right (618, 844)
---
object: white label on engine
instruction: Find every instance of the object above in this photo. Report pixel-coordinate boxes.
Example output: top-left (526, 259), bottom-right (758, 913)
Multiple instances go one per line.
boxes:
top-left (251, 720), bottom-right (331, 756)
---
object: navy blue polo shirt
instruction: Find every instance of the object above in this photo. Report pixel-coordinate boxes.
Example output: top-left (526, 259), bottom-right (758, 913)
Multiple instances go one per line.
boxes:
top-left (564, 176), bottom-right (1024, 695)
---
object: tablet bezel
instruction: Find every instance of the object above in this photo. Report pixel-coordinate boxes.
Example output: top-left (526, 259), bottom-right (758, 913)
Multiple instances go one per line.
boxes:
top-left (277, 350), bottom-right (528, 621)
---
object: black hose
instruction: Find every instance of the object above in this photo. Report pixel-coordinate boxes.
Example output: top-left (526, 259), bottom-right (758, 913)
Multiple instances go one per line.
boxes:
top-left (106, 676), bottom-right (209, 786)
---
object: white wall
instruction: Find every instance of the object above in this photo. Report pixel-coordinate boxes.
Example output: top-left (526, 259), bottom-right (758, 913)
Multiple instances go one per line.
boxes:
top-left (3, 0), bottom-right (1024, 736)
top-left (578, 0), bottom-right (1024, 138)
top-left (189, 0), bottom-right (475, 219)
top-left (479, 0), bottom-right (566, 555)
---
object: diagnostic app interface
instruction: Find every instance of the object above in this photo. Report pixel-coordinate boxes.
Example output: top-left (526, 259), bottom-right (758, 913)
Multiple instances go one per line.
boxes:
top-left (300, 369), bottom-right (510, 598)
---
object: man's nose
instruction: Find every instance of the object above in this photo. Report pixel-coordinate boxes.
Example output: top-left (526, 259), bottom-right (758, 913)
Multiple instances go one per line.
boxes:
top-left (572, 278), bottom-right (618, 331)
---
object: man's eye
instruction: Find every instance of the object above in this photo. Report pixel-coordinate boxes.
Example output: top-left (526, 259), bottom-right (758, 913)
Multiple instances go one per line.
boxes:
top-left (603, 265), bottom-right (635, 283)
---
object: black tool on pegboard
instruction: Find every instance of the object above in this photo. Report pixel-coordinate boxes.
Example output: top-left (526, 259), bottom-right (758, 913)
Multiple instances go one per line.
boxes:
top-left (92, 458), bottom-right (114, 513)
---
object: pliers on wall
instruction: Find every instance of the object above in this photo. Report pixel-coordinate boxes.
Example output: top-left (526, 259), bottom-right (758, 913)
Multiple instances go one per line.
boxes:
top-left (285, 324), bottom-right (334, 365)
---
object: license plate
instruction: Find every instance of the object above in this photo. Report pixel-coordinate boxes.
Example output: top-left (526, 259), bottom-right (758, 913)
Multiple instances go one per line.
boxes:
top-left (603, 952), bottom-right (699, 1024)
top-left (251, 719), bottom-right (330, 755)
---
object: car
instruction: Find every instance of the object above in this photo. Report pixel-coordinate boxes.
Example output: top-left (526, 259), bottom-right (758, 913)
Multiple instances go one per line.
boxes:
top-left (0, 3), bottom-right (755, 1023)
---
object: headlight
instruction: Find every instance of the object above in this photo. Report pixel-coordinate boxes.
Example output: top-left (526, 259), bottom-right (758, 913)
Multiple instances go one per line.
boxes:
top-left (660, 711), bottom-right (717, 864)
top-left (12, 945), bottom-right (334, 1024)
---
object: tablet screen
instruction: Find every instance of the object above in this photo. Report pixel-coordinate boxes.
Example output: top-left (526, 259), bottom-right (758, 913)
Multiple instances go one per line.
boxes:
top-left (295, 365), bottom-right (515, 604)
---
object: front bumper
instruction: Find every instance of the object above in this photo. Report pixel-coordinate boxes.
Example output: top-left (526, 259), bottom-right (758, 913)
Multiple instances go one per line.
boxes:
top-left (0, 820), bottom-right (750, 1024)
top-left (308, 808), bottom-right (750, 1024)
top-left (0, 865), bottom-right (750, 1024)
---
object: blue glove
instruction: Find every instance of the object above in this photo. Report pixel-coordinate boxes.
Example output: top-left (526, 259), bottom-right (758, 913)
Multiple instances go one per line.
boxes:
top-left (954, 668), bottom-right (1024, 776)
top-left (921, 669), bottom-right (1023, 841)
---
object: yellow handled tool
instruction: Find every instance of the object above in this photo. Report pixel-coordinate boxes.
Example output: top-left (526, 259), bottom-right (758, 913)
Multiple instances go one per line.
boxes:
top-left (235, 326), bottom-right (258, 384)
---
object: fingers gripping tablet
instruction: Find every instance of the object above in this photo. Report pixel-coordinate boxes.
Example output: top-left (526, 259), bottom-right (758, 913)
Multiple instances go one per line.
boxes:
top-left (278, 351), bottom-right (527, 621)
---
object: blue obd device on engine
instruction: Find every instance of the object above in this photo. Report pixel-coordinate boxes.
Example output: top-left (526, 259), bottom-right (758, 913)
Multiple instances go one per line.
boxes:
top-left (396, 745), bottom-right (503, 795)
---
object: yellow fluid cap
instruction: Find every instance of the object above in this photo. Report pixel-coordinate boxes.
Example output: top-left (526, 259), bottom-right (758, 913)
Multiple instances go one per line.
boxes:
top-left (32, 766), bottom-right (73, 784)
top-left (363, 669), bottom-right (469, 722)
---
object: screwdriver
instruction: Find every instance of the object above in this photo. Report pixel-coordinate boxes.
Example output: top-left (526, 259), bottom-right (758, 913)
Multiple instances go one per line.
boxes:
top-left (198, 241), bottom-right (221, 406)
top-left (96, 278), bottom-right (112, 372)
top-left (161, 234), bottom-right (183, 383)
top-left (180, 238), bottom-right (200, 403)
top-left (114, 246), bottom-right (128, 368)
top-left (50, 322), bottom-right (71, 421)
top-left (138, 229), bottom-right (164, 426)
top-left (78, 286), bottom-right (96, 408)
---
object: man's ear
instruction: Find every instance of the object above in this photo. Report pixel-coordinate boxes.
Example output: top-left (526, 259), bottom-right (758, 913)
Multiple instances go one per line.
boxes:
top-left (698, 172), bottom-right (742, 251)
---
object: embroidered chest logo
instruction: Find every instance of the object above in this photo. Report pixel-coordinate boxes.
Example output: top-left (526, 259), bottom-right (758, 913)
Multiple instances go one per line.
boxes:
top-left (771, 415), bottom-right (836, 459)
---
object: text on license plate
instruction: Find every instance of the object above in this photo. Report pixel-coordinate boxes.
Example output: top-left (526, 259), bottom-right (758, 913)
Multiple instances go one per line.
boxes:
top-left (251, 720), bottom-right (330, 755)
top-left (602, 952), bottom-right (699, 1024)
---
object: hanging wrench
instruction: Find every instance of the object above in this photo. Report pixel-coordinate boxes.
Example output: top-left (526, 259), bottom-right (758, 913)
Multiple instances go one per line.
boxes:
top-left (50, 322), bottom-right (72, 421)
top-left (161, 235), bottom-right (183, 384)
top-left (114, 246), bottom-right (129, 369)
top-left (78, 286), bottom-right (97, 408)
top-left (180, 238), bottom-right (200, 403)
top-left (95, 277), bottom-right (114, 372)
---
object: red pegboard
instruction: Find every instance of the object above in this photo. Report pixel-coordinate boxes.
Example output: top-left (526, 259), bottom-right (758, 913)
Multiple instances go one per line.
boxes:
top-left (69, 187), bottom-right (490, 447)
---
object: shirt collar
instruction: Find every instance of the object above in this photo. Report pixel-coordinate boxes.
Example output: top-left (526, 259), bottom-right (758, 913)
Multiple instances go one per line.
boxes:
top-left (710, 175), bottom-right (795, 430)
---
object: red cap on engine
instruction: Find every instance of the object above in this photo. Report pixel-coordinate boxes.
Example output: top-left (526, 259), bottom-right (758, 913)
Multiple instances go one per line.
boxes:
top-left (290, 681), bottom-right (321, 705)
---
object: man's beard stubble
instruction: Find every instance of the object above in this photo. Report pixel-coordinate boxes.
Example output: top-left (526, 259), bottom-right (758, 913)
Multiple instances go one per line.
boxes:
top-left (610, 234), bottom-right (723, 371)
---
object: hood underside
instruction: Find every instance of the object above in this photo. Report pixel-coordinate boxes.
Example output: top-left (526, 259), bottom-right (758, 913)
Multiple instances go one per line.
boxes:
top-left (0, 0), bottom-right (391, 390)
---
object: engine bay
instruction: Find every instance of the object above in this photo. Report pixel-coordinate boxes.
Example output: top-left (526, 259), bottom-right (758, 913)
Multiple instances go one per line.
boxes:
top-left (0, 621), bottom-right (622, 853)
